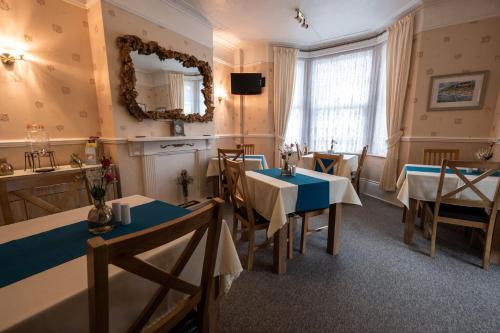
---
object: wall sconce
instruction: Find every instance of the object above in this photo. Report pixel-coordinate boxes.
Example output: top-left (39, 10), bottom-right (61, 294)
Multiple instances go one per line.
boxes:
top-left (1, 52), bottom-right (25, 65)
top-left (215, 86), bottom-right (227, 103)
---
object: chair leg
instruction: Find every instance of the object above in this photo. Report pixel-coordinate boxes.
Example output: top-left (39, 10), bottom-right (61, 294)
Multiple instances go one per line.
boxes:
top-left (246, 228), bottom-right (255, 271)
top-left (430, 219), bottom-right (438, 257)
top-left (288, 217), bottom-right (294, 259)
top-left (300, 214), bottom-right (309, 254)
top-left (483, 224), bottom-right (495, 270)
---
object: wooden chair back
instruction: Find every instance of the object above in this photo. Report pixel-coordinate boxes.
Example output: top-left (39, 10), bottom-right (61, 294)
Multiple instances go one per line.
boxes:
top-left (352, 145), bottom-right (368, 192)
top-left (423, 149), bottom-right (459, 165)
top-left (0, 167), bottom-right (113, 224)
top-left (223, 159), bottom-right (257, 227)
top-left (217, 149), bottom-right (245, 194)
top-left (87, 198), bottom-right (224, 333)
top-left (312, 153), bottom-right (343, 176)
top-left (236, 144), bottom-right (255, 155)
top-left (217, 148), bottom-right (244, 176)
top-left (435, 160), bottom-right (500, 214)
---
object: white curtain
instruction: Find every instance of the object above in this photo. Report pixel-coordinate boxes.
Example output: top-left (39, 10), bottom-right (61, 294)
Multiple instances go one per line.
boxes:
top-left (285, 59), bottom-right (305, 145)
top-left (273, 47), bottom-right (298, 166)
top-left (167, 73), bottom-right (184, 110)
top-left (379, 13), bottom-right (414, 191)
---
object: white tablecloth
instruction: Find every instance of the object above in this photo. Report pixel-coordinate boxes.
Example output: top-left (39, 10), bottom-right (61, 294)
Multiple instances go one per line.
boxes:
top-left (396, 164), bottom-right (500, 208)
top-left (245, 168), bottom-right (362, 237)
top-left (206, 155), bottom-right (269, 177)
top-left (297, 154), bottom-right (359, 178)
top-left (0, 195), bottom-right (242, 333)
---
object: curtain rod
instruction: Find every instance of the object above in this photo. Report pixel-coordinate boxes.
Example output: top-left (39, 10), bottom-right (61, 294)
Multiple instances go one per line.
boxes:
top-left (300, 29), bottom-right (386, 53)
top-left (300, 5), bottom-right (421, 53)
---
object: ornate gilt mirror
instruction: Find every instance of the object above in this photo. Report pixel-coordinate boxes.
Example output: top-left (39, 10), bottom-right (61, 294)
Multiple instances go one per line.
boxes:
top-left (117, 35), bottom-right (214, 122)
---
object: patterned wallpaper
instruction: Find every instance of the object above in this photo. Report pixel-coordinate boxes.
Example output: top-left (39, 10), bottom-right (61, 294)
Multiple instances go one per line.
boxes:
top-left (239, 62), bottom-right (274, 135)
top-left (213, 61), bottom-right (236, 135)
top-left (403, 16), bottom-right (500, 138)
top-left (0, 0), bottom-right (100, 139)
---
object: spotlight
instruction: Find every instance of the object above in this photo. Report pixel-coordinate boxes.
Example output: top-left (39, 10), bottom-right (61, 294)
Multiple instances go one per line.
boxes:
top-left (294, 8), bottom-right (310, 30)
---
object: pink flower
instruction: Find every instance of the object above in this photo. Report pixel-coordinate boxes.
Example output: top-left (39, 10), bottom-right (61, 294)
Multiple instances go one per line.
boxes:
top-left (104, 172), bottom-right (114, 182)
top-left (101, 157), bottom-right (111, 168)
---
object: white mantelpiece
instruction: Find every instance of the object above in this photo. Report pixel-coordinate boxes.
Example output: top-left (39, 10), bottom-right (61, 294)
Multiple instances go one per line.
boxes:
top-left (127, 136), bottom-right (215, 204)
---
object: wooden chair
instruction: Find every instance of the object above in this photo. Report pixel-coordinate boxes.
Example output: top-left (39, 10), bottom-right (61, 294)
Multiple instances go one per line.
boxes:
top-left (312, 152), bottom-right (343, 175)
top-left (422, 160), bottom-right (500, 270)
top-left (223, 158), bottom-right (271, 270)
top-left (87, 198), bottom-right (224, 333)
top-left (423, 149), bottom-right (459, 165)
top-left (298, 153), bottom-right (343, 254)
top-left (351, 145), bottom-right (368, 193)
top-left (417, 149), bottom-right (460, 227)
top-left (0, 167), bottom-right (112, 224)
top-left (236, 144), bottom-right (255, 155)
top-left (217, 148), bottom-right (245, 198)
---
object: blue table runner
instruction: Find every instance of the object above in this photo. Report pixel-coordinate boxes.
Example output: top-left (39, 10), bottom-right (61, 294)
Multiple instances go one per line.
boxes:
top-left (404, 165), bottom-right (500, 177)
top-left (255, 168), bottom-right (330, 212)
top-left (245, 155), bottom-right (266, 169)
top-left (0, 200), bottom-right (190, 288)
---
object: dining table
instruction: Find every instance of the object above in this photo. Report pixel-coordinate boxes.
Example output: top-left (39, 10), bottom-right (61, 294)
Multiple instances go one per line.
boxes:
top-left (206, 154), bottom-right (268, 177)
top-left (245, 167), bottom-right (362, 274)
top-left (396, 164), bottom-right (500, 261)
top-left (297, 153), bottom-right (359, 178)
top-left (0, 195), bottom-right (242, 333)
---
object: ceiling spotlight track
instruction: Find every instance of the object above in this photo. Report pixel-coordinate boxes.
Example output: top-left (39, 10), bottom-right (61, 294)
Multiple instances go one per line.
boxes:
top-left (295, 8), bottom-right (309, 29)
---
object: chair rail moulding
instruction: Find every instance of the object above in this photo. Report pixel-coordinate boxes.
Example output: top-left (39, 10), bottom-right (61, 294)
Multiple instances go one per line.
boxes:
top-left (214, 133), bottom-right (276, 139)
top-left (0, 138), bottom-right (91, 148)
top-left (400, 136), bottom-right (495, 143)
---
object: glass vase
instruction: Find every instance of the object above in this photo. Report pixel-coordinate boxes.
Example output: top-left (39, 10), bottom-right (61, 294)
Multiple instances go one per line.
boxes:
top-left (87, 198), bottom-right (113, 234)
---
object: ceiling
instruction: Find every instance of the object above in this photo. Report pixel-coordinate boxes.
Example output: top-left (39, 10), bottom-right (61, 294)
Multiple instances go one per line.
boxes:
top-left (167, 0), bottom-right (422, 49)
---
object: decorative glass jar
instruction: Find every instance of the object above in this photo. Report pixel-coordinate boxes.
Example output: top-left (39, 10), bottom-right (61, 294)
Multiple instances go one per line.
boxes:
top-left (26, 124), bottom-right (50, 156)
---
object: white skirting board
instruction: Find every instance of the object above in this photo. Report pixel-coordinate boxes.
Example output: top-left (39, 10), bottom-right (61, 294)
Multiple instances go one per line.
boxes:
top-left (359, 178), bottom-right (402, 207)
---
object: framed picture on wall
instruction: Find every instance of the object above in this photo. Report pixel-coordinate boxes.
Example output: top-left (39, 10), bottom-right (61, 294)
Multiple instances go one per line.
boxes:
top-left (428, 71), bottom-right (488, 111)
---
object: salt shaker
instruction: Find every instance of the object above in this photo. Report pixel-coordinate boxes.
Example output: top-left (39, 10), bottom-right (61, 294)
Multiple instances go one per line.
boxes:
top-left (112, 202), bottom-right (121, 222)
top-left (121, 204), bottom-right (131, 225)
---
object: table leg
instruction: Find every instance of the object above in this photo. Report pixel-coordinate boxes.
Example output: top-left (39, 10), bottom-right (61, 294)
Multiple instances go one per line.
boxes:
top-left (327, 203), bottom-right (342, 255)
top-left (273, 223), bottom-right (287, 274)
top-left (404, 198), bottom-right (417, 245)
top-left (489, 212), bottom-right (500, 264)
top-left (207, 176), bottom-right (218, 198)
top-left (0, 182), bottom-right (14, 225)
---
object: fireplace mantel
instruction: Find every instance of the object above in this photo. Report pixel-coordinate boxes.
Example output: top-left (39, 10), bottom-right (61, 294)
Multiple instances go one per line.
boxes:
top-left (126, 136), bottom-right (215, 204)
top-left (127, 136), bottom-right (215, 157)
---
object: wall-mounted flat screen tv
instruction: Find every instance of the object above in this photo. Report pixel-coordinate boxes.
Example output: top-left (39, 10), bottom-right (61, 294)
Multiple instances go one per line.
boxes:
top-left (231, 73), bottom-right (264, 95)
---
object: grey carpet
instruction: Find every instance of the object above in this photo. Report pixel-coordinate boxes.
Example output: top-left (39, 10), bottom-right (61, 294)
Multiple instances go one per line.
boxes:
top-left (218, 195), bottom-right (500, 333)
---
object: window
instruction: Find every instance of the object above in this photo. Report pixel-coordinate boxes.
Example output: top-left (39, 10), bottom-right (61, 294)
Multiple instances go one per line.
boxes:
top-left (183, 77), bottom-right (204, 115)
top-left (285, 42), bottom-right (387, 156)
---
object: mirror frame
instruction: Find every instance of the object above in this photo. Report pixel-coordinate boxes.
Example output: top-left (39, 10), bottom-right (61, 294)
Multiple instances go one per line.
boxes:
top-left (116, 35), bottom-right (214, 122)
